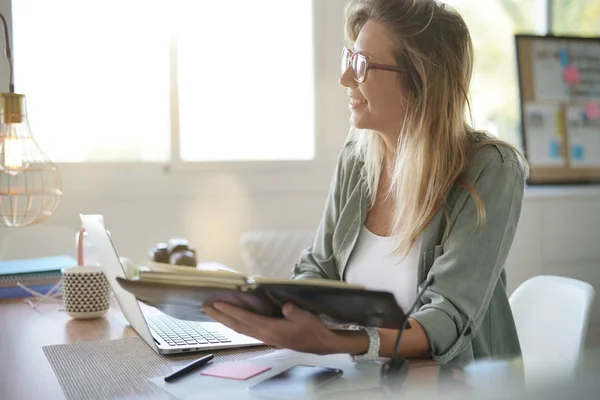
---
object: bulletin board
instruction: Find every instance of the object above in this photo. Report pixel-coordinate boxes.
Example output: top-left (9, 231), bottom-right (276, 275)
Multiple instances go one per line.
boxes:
top-left (516, 34), bottom-right (600, 184)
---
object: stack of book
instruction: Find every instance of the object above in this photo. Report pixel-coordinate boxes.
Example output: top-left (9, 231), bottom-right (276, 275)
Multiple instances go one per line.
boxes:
top-left (0, 255), bottom-right (77, 299)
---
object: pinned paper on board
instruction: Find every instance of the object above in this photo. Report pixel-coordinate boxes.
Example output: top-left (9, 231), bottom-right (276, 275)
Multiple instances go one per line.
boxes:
top-left (532, 41), bottom-right (569, 101)
top-left (523, 103), bottom-right (566, 167)
top-left (516, 35), bottom-right (600, 183)
top-left (585, 101), bottom-right (600, 120)
top-left (558, 48), bottom-right (570, 67)
top-left (565, 41), bottom-right (600, 101)
top-left (566, 106), bottom-right (600, 168)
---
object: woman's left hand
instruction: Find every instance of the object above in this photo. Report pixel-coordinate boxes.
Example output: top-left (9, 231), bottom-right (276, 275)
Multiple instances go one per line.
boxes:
top-left (202, 302), bottom-right (344, 355)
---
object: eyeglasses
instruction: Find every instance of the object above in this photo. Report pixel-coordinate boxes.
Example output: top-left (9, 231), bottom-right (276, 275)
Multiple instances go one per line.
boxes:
top-left (341, 47), bottom-right (405, 83)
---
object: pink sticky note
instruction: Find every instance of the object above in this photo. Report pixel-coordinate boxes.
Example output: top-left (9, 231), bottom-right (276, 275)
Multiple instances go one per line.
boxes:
top-left (563, 65), bottom-right (581, 85)
top-left (200, 362), bottom-right (271, 380)
top-left (585, 101), bottom-right (600, 120)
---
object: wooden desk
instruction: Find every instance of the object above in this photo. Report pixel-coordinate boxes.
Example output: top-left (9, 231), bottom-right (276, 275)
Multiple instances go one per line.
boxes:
top-left (0, 298), bottom-right (136, 400)
top-left (0, 298), bottom-right (464, 400)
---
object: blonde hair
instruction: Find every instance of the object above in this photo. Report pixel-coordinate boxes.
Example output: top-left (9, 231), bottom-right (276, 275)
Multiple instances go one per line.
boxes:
top-left (344, 0), bottom-right (528, 257)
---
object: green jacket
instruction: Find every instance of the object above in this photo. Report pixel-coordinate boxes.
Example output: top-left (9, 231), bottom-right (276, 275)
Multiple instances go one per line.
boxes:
top-left (292, 135), bottom-right (525, 366)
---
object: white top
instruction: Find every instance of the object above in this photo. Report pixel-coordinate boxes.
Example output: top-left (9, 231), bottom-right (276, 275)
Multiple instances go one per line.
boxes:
top-left (344, 225), bottom-right (421, 313)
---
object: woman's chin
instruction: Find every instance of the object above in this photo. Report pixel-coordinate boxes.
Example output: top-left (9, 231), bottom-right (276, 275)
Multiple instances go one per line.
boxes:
top-left (350, 114), bottom-right (369, 130)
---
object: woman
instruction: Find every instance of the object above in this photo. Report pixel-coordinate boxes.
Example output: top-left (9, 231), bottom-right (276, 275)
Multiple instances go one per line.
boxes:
top-left (204, 0), bottom-right (527, 366)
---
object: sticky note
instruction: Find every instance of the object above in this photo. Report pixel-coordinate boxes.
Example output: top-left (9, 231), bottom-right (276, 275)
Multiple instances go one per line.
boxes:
top-left (558, 48), bottom-right (570, 67)
top-left (563, 65), bottom-right (581, 85)
top-left (200, 362), bottom-right (271, 380)
top-left (549, 140), bottom-right (560, 158)
top-left (572, 145), bottom-right (583, 161)
top-left (584, 101), bottom-right (600, 120)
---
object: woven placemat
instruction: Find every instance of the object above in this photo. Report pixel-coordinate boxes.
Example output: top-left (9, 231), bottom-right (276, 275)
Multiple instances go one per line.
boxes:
top-left (43, 337), bottom-right (275, 400)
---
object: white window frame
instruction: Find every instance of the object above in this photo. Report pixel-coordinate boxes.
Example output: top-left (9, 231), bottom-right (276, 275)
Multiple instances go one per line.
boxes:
top-left (1, 0), bottom-right (350, 198)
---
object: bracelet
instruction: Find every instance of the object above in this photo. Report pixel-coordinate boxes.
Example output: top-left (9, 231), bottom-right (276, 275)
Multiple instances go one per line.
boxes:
top-left (351, 327), bottom-right (380, 362)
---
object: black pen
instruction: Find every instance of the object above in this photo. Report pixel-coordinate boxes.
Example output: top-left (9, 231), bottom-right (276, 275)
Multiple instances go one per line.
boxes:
top-left (164, 353), bottom-right (214, 383)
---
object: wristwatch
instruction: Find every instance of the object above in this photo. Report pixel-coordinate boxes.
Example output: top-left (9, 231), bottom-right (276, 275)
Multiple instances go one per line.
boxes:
top-left (351, 327), bottom-right (380, 362)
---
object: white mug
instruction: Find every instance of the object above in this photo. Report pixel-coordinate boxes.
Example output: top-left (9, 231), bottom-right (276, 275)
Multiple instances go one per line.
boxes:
top-left (61, 266), bottom-right (111, 319)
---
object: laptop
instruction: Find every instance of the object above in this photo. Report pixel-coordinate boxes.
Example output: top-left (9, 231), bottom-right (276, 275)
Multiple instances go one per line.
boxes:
top-left (80, 214), bottom-right (263, 354)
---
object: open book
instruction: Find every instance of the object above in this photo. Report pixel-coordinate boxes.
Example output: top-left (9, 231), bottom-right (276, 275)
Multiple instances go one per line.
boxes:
top-left (116, 262), bottom-right (408, 329)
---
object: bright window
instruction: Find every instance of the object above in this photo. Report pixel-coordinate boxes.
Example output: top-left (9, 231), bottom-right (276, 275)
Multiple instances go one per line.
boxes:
top-left (553, 0), bottom-right (600, 36)
top-left (175, 1), bottom-right (314, 162)
top-left (445, 0), bottom-right (546, 147)
top-left (11, 0), bottom-right (171, 162)
top-left (11, 0), bottom-right (315, 163)
top-left (446, 0), bottom-right (600, 148)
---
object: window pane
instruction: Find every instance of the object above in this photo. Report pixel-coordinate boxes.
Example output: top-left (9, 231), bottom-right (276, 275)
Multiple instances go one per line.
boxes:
top-left (553, 0), bottom-right (600, 36)
top-left (176, 1), bottom-right (315, 161)
top-left (11, 0), bottom-right (170, 162)
top-left (446, 0), bottom-right (546, 147)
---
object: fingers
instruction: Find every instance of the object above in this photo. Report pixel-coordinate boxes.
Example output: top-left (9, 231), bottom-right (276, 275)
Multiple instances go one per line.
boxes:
top-left (202, 306), bottom-right (260, 339)
top-left (202, 302), bottom-right (279, 342)
top-left (213, 302), bottom-right (275, 328)
top-left (282, 303), bottom-right (315, 324)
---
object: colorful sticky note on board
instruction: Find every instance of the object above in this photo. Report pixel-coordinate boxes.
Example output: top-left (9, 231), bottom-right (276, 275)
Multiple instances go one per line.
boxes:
top-left (563, 65), bottom-right (581, 85)
top-left (572, 145), bottom-right (584, 161)
top-left (549, 140), bottom-right (560, 158)
top-left (558, 48), bottom-right (570, 67)
top-left (584, 101), bottom-right (600, 120)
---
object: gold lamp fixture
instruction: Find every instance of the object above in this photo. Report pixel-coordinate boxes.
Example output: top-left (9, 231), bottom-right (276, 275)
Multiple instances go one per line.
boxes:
top-left (0, 13), bottom-right (62, 227)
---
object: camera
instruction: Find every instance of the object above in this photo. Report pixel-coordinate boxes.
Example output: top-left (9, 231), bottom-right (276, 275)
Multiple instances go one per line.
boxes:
top-left (149, 238), bottom-right (197, 267)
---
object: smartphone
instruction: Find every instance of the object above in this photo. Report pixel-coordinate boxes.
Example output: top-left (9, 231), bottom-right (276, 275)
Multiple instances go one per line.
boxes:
top-left (248, 365), bottom-right (343, 399)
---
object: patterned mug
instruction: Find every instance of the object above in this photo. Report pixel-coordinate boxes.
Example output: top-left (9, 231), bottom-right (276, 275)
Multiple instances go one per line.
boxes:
top-left (61, 266), bottom-right (111, 319)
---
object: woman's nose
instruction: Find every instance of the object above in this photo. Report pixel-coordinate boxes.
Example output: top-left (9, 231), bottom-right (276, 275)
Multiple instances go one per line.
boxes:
top-left (339, 66), bottom-right (357, 88)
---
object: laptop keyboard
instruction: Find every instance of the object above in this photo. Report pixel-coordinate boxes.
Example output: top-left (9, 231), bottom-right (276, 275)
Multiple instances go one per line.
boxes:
top-left (147, 315), bottom-right (232, 347)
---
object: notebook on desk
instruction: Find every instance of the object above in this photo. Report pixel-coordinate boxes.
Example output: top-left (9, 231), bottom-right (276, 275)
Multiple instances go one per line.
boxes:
top-left (80, 214), bottom-right (263, 355)
top-left (0, 255), bottom-right (76, 299)
top-left (0, 255), bottom-right (76, 276)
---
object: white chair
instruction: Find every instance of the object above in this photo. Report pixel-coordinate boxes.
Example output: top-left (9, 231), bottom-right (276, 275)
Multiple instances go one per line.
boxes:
top-left (239, 230), bottom-right (314, 277)
top-left (0, 225), bottom-right (78, 260)
top-left (509, 275), bottom-right (595, 386)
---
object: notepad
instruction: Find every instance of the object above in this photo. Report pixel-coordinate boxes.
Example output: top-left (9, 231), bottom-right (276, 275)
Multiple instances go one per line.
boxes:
top-left (200, 362), bottom-right (271, 380)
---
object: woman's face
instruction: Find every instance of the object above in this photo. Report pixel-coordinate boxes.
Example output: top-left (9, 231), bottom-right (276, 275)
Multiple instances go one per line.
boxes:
top-left (339, 20), bottom-right (405, 140)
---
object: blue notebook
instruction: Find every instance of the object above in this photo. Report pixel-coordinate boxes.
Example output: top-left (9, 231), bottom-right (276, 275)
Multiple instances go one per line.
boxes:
top-left (0, 283), bottom-right (62, 299)
top-left (0, 255), bottom-right (77, 276)
top-left (0, 255), bottom-right (74, 299)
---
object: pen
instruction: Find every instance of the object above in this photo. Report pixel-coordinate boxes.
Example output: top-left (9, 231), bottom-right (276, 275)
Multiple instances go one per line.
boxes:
top-left (164, 353), bottom-right (214, 383)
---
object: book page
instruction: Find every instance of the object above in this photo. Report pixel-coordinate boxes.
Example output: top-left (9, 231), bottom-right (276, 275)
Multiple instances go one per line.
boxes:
top-left (144, 261), bottom-right (246, 278)
top-left (134, 261), bottom-right (247, 287)
top-left (251, 276), bottom-right (365, 290)
top-left (135, 274), bottom-right (242, 289)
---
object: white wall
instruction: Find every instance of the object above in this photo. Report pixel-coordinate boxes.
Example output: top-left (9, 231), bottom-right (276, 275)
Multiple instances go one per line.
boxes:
top-left (504, 187), bottom-right (600, 324)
